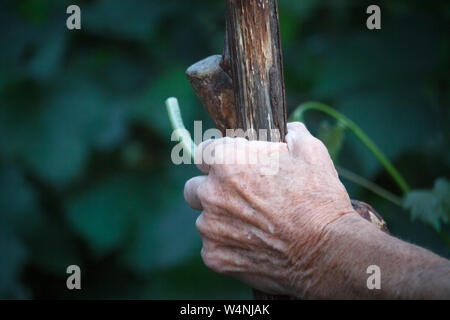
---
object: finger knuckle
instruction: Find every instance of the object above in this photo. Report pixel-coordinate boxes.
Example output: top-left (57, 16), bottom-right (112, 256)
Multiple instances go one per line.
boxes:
top-left (306, 137), bottom-right (327, 153)
top-left (215, 143), bottom-right (236, 164)
top-left (292, 121), bottom-right (306, 130)
top-left (208, 256), bottom-right (223, 273)
top-left (215, 166), bottom-right (242, 191)
top-left (195, 214), bottom-right (208, 236)
top-left (200, 246), bottom-right (210, 264)
top-left (314, 138), bottom-right (328, 152)
top-left (201, 247), bottom-right (221, 271)
top-left (196, 181), bottom-right (213, 204)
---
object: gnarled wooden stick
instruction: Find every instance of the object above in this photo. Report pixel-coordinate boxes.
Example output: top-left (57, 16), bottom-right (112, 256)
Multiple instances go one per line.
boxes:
top-left (225, 0), bottom-right (287, 141)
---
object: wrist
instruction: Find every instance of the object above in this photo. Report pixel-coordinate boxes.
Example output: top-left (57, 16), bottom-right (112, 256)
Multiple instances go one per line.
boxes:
top-left (289, 209), bottom-right (450, 299)
top-left (292, 211), bottom-right (380, 299)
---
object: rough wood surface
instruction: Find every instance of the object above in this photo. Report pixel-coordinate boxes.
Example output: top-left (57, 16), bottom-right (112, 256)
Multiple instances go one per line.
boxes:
top-left (351, 200), bottom-right (389, 233)
top-left (225, 0), bottom-right (287, 142)
top-left (186, 55), bottom-right (236, 135)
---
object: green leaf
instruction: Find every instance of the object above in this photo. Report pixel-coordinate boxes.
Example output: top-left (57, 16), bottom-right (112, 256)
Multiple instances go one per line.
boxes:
top-left (83, 0), bottom-right (168, 41)
top-left (28, 31), bottom-right (66, 81)
top-left (404, 178), bottom-right (450, 231)
top-left (0, 222), bottom-right (29, 299)
top-left (0, 164), bottom-right (44, 246)
top-left (0, 79), bottom-right (127, 187)
top-left (119, 202), bottom-right (199, 275)
top-left (65, 169), bottom-right (174, 257)
top-left (65, 173), bottom-right (149, 256)
top-left (25, 216), bottom-right (82, 276)
top-left (0, 165), bottom-right (37, 221)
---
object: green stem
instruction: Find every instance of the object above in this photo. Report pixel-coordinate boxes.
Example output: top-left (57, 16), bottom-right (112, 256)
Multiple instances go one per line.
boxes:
top-left (336, 166), bottom-right (403, 207)
top-left (290, 102), bottom-right (410, 194)
top-left (166, 97), bottom-right (196, 161)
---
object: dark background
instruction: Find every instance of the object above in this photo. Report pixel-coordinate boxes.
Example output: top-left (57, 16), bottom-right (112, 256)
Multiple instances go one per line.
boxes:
top-left (0, 0), bottom-right (448, 299)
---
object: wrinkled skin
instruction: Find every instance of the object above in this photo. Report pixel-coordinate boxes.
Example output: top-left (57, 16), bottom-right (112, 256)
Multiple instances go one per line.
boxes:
top-left (184, 122), bottom-right (355, 297)
top-left (184, 122), bottom-right (450, 299)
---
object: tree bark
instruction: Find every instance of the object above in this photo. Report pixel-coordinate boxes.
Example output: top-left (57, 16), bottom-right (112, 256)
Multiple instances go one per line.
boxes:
top-left (225, 0), bottom-right (287, 142)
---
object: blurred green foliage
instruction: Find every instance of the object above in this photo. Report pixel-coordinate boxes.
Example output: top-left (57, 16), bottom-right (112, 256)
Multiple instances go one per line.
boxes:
top-left (0, 0), bottom-right (449, 299)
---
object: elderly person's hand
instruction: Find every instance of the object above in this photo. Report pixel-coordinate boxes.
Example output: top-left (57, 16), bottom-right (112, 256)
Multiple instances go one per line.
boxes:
top-left (184, 122), bottom-right (355, 297)
top-left (184, 122), bottom-right (450, 299)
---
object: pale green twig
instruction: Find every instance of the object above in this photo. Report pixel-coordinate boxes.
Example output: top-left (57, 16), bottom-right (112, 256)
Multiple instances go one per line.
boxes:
top-left (165, 97), bottom-right (196, 161)
top-left (337, 166), bottom-right (403, 207)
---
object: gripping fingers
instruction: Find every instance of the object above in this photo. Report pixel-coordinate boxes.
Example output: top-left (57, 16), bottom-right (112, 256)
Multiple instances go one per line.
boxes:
top-left (195, 137), bottom-right (249, 173)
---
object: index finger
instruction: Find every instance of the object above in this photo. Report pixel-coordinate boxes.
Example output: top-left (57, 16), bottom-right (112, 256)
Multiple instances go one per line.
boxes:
top-left (194, 137), bottom-right (237, 174)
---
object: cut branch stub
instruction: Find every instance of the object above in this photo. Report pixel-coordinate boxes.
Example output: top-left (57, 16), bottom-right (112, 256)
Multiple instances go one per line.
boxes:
top-left (186, 55), bottom-right (236, 135)
top-left (225, 0), bottom-right (287, 142)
